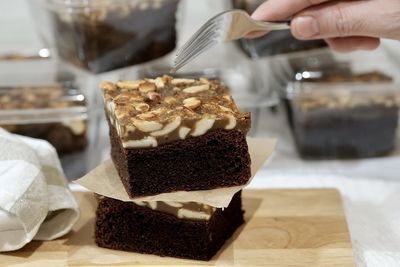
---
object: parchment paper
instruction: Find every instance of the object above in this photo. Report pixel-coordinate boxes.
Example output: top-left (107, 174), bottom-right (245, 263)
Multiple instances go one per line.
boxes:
top-left (75, 138), bottom-right (275, 207)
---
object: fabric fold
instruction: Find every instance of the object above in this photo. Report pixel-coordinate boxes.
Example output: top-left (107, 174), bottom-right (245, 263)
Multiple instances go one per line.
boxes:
top-left (0, 128), bottom-right (79, 252)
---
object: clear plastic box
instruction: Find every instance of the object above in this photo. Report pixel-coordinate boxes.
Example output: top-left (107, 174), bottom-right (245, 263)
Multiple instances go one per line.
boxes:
top-left (283, 60), bottom-right (400, 159)
top-left (0, 83), bottom-right (88, 155)
top-left (230, 0), bottom-right (327, 59)
top-left (29, 0), bottom-right (180, 73)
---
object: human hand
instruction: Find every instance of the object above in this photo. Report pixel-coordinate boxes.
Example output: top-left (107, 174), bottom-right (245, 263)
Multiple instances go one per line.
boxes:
top-left (251, 0), bottom-right (400, 52)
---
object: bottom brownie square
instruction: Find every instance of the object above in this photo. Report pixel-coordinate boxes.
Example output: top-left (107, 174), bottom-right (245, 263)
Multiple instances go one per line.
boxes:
top-left (95, 192), bottom-right (244, 261)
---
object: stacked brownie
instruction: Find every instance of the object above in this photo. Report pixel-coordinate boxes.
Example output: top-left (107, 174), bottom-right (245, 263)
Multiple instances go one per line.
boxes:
top-left (97, 75), bottom-right (251, 260)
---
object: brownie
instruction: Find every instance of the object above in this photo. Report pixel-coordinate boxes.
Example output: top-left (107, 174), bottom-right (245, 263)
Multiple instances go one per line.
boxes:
top-left (0, 85), bottom-right (87, 155)
top-left (101, 75), bottom-right (251, 197)
top-left (95, 192), bottom-right (244, 260)
top-left (291, 105), bottom-right (399, 158)
top-left (232, 0), bottom-right (327, 58)
top-left (287, 81), bottom-right (400, 158)
top-left (295, 70), bottom-right (393, 83)
top-left (48, 0), bottom-right (179, 73)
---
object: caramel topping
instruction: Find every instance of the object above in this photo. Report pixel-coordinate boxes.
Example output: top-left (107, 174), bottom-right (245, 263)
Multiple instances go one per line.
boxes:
top-left (132, 200), bottom-right (217, 221)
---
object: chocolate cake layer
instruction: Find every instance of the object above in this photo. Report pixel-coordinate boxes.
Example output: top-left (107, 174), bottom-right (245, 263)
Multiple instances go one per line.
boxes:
top-left (95, 192), bottom-right (244, 261)
top-left (110, 121), bottom-right (251, 197)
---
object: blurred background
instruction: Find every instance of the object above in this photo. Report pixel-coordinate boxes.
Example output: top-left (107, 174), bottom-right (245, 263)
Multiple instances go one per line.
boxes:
top-left (1, 0), bottom-right (400, 183)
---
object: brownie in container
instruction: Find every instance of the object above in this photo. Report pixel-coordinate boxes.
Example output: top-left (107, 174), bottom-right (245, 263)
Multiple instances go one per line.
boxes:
top-left (100, 75), bottom-right (251, 197)
top-left (231, 0), bottom-right (327, 58)
top-left (95, 191), bottom-right (244, 260)
top-left (33, 0), bottom-right (179, 73)
top-left (0, 85), bottom-right (88, 155)
top-left (285, 76), bottom-right (400, 159)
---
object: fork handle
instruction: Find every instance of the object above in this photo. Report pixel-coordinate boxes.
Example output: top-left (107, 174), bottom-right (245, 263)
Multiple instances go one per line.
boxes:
top-left (252, 19), bottom-right (291, 31)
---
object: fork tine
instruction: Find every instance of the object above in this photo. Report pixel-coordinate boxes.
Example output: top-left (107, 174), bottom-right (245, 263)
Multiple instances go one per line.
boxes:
top-left (176, 27), bottom-right (221, 58)
top-left (177, 12), bottom-right (225, 49)
top-left (175, 30), bottom-right (220, 65)
top-left (176, 17), bottom-right (222, 56)
top-left (174, 42), bottom-right (217, 71)
top-left (174, 39), bottom-right (218, 71)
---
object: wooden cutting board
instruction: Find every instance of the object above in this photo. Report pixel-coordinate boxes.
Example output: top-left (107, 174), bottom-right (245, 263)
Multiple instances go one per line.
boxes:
top-left (1, 189), bottom-right (355, 267)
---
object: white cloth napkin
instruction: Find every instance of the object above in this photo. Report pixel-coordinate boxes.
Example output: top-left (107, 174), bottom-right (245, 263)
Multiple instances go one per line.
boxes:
top-left (0, 128), bottom-right (79, 252)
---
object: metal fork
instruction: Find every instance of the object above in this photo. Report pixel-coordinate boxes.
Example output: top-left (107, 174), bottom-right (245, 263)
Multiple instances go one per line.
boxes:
top-left (172, 10), bottom-right (290, 72)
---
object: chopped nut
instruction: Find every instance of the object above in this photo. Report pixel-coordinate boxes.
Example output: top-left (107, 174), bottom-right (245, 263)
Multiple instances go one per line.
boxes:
top-left (166, 202), bottom-right (184, 208)
top-left (183, 84), bottom-right (210, 94)
top-left (100, 81), bottom-right (117, 91)
top-left (129, 95), bottom-right (144, 102)
top-left (139, 82), bottom-right (157, 93)
top-left (171, 78), bottom-right (195, 85)
top-left (134, 103), bottom-right (150, 112)
top-left (115, 109), bottom-right (127, 119)
top-left (179, 127), bottom-right (191, 139)
top-left (25, 93), bottom-right (36, 102)
top-left (151, 116), bottom-right (182, 137)
top-left (202, 103), bottom-right (219, 113)
top-left (183, 97), bottom-right (201, 110)
top-left (61, 120), bottom-right (86, 135)
top-left (164, 96), bottom-right (177, 105)
top-left (224, 114), bottom-right (237, 130)
top-left (138, 112), bottom-right (156, 119)
top-left (219, 105), bottom-right (233, 113)
top-left (123, 136), bottom-right (158, 148)
top-left (151, 107), bottom-right (167, 115)
top-left (199, 78), bottom-right (211, 84)
top-left (222, 95), bottom-right (233, 102)
top-left (0, 95), bottom-right (11, 103)
top-left (113, 93), bottom-right (131, 105)
top-left (145, 92), bottom-right (161, 102)
top-left (118, 115), bottom-right (131, 126)
top-left (116, 80), bottom-right (142, 90)
top-left (133, 119), bottom-right (163, 132)
top-left (183, 106), bottom-right (196, 115)
top-left (173, 87), bottom-right (181, 92)
top-left (125, 125), bottom-right (136, 133)
top-left (154, 77), bottom-right (165, 89)
top-left (191, 118), bottom-right (215, 137)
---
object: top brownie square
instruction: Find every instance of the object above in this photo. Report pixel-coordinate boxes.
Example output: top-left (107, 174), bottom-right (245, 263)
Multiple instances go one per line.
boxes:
top-left (100, 75), bottom-right (251, 197)
top-left (101, 75), bottom-right (250, 147)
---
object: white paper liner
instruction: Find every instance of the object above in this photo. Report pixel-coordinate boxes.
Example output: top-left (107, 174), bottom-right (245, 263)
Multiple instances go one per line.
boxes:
top-left (75, 138), bottom-right (275, 208)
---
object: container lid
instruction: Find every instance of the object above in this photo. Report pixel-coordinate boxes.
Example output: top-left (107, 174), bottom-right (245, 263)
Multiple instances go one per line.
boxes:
top-left (0, 83), bottom-right (87, 125)
top-left (39, 0), bottom-right (178, 12)
top-left (283, 63), bottom-right (395, 100)
top-left (286, 81), bottom-right (400, 110)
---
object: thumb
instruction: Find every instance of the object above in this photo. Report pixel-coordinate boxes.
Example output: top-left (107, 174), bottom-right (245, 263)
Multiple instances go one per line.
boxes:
top-left (291, 0), bottom-right (400, 40)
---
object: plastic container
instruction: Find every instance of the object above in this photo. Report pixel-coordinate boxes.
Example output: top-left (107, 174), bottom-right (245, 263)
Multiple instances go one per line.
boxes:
top-left (283, 68), bottom-right (400, 158)
top-left (30, 0), bottom-right (180, 73)
top-left (0, 83), bottom-right (88, 155)
top-left (231, 0), bottom-right (327, 59)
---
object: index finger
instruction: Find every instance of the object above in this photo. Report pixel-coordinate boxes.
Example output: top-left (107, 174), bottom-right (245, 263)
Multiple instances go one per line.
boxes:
top-left (251, 0), bottom-right (332, 21)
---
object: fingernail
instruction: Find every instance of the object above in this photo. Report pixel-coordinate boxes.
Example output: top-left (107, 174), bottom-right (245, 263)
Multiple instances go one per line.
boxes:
top-left (293, 16), bottom-right (320, 38)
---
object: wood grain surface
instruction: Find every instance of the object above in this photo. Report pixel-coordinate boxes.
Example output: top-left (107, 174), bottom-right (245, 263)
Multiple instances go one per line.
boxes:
top-left (1, 189), bottom-right (355, 267)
